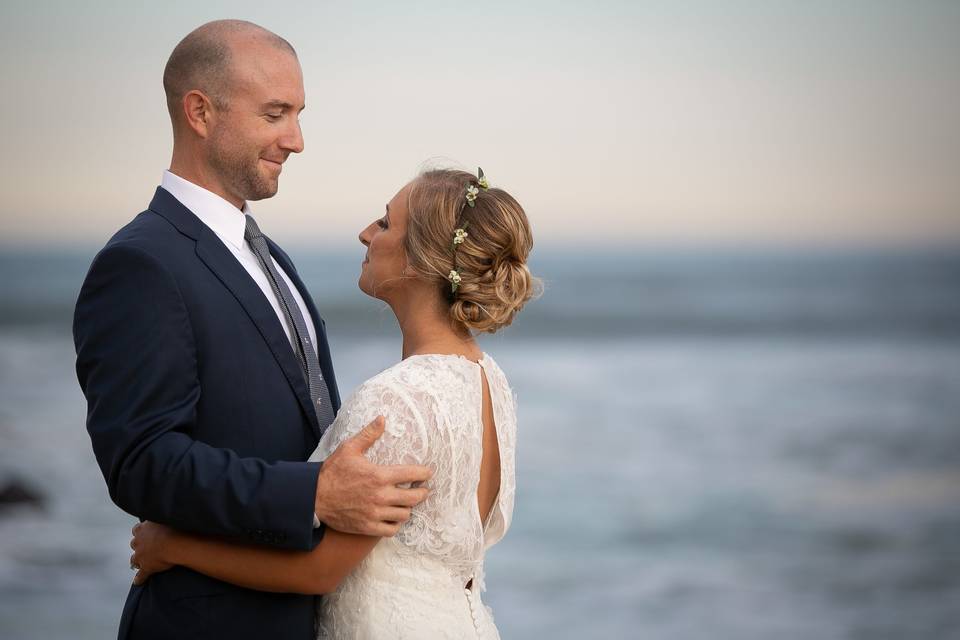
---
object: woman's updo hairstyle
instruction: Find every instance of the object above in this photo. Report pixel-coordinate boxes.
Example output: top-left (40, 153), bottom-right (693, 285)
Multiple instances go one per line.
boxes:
top-left (404, 168), bottom-right (541, 333)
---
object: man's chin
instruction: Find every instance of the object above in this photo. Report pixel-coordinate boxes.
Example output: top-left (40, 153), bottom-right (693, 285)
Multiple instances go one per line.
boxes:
top-left (244, 180), bottom-right (280, 202)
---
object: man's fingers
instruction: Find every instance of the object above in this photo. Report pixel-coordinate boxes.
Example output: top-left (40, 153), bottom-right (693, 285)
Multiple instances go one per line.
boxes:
top-left (371, 521), bottom-right (402, 537)
top-left (382, 464), bottom-right (432, 486)
top-left (379, 507), bottom-right (412, 524)
top-left (383, 487), bottom-right (430, 508)
top-left (345, 416), bottom-right (385, 453)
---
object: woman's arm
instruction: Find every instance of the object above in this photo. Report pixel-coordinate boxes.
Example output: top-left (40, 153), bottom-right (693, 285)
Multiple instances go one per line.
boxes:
top-left (130, 520), bottom-right (380, 594)
top-left (130, 382), bottom-right (435, 594)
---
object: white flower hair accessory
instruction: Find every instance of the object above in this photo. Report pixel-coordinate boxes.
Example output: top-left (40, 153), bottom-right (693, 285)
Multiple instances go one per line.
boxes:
top-left (448, 269), bottom-right (462, 291)
top-left (448, 221), bottom-right (469, 294)
top-left (464, 167), bottom-right (489, 208)
top-left (477, 167), bottom-right (489, 190)
top-left (449, 169), bottom-right (489, 295)
top-left (465, 184), bottom-right (480, 207)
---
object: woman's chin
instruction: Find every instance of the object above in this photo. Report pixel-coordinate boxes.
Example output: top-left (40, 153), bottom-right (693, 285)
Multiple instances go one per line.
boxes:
top-left (357, 276), bottom-right (380, 301)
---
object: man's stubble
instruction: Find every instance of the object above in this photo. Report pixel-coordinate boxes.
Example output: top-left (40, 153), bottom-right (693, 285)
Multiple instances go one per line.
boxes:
top-left (207, 121), bottom-right (279, 203)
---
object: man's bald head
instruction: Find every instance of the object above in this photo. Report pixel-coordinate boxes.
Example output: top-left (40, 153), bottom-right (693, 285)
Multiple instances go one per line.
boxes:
top-left (163, 19), bottom-right (297, 123)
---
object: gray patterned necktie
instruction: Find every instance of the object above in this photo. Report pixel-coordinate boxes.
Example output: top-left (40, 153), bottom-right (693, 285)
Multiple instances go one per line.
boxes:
top-left (244, 215), bottom-right (335, 429)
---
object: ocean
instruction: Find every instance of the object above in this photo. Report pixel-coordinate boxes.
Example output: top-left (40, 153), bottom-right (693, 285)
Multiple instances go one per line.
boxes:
top-left (1, 246), bottom-right (959, 639)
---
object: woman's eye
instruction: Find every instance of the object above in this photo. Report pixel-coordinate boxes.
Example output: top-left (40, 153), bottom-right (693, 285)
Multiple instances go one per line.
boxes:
top-left (376, 218), bottom-right (388, 229)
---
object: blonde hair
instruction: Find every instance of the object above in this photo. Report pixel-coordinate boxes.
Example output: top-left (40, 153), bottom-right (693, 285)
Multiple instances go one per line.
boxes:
top-left (404, 169), bottom-right (541, 333)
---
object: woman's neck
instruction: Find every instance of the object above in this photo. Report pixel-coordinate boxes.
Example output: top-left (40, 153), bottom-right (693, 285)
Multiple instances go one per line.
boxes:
top-left (390, 288), bottom-right (480, 361)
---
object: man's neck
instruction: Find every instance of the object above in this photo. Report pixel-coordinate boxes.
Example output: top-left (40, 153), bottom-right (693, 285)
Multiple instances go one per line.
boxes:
top-left (169, 155), bottom-right (244, 210)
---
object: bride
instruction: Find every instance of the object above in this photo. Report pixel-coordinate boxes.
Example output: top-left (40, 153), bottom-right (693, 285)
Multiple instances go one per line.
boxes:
top-left (129, 167), bottom-right (539, 639)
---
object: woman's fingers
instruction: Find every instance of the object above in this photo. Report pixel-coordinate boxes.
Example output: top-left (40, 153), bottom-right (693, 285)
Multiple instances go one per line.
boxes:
top-left (130, 551), bottom-right (155, 585)
top-left (130, 521), bottom-right (144, 550)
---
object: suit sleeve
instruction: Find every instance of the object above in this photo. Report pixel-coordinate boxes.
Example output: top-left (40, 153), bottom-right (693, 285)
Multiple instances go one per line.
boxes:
top-left (73, 243), bottom-right (322, 551)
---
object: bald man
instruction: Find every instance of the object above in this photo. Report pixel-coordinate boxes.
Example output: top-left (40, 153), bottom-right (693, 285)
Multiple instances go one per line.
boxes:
top-left (74, 20), bottom-right (430, 639)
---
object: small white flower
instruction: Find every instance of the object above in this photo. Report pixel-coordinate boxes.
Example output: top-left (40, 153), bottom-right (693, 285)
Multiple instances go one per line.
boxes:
top-left (453, 228), bottom-right (469, 245)
top-left (448, 270), bottom-right (462, 285)
top-left (477, 167), bottom-right (489, 189)
top-left (465, 184), bottom-right (479, 205)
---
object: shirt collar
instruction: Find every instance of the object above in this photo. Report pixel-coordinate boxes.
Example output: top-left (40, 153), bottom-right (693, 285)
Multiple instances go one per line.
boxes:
top-left (161, 170), bottom-right (252, 251)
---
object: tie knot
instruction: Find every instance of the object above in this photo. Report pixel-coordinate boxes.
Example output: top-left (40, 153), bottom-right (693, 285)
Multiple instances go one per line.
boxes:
top-left (244, 215), bottom-right (265, 241)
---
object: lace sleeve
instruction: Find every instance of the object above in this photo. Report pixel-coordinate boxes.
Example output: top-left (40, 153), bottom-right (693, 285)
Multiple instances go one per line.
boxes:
top-left (311, 369), bottom-right (484, 565)
top-left (309, 379), bottom-right (429, 467)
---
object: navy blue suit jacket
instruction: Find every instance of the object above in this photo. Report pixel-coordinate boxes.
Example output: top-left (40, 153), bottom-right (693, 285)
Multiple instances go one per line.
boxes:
top-left (74, 187), bottom-right (341, 639)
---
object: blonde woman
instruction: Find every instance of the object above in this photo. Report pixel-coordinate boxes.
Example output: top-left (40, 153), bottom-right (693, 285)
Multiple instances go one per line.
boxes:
top-left (131, 168), bottom-right (539, 639)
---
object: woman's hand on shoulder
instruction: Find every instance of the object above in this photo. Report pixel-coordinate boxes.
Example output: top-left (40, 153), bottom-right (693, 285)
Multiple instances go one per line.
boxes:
top-left (130, 520), bottom-right (177, 585)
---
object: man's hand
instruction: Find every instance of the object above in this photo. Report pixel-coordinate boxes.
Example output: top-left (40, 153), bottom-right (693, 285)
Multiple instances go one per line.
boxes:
top-left (314, 416), bottom-right (432, 537)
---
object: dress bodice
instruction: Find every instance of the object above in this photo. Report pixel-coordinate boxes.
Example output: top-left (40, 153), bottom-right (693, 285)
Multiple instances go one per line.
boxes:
top-left (308, 353), bottom-right (517, 639)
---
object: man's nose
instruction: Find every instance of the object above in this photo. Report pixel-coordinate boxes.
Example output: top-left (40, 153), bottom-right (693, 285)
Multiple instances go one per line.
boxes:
top-left (280, 119), bottom-right (304, 154)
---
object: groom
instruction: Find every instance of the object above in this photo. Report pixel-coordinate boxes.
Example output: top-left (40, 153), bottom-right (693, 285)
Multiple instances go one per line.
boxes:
top-left (74, 20), bottom-right (430, 639)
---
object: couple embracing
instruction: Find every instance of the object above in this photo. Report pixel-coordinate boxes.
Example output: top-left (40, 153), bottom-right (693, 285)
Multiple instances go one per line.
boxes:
top-left (73, 19), bottom-right (538, 640)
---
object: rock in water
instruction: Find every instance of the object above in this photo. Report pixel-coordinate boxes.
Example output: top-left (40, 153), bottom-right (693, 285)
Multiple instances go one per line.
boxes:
top-left (0, 479), bottom-right (46, 512)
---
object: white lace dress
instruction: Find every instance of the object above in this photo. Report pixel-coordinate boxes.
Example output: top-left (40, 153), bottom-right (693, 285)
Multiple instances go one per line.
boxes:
top-left (307, 353), bottom-right (516, 639)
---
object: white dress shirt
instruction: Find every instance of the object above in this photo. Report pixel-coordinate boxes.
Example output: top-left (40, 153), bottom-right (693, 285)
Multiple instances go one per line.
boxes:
top-left (161, 171), bottom-right (318, 354)
top-left (161, 170), bottom-right (323, 528)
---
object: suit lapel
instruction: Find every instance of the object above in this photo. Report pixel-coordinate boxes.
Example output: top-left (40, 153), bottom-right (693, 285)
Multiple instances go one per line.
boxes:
top-left (148, 187), bottom-right (322, 441)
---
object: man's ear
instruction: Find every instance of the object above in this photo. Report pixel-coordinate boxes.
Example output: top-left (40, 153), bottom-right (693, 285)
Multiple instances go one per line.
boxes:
top-left (181, 90), bottom-right (215, 138)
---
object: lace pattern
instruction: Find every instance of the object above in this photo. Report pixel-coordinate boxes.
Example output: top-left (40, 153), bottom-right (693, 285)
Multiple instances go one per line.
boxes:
top-left (308, 353), bottom-right (516, 639)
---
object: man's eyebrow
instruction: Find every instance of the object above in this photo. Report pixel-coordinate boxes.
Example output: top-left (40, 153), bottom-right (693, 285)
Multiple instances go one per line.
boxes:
top-left (262, 100), bottom-right (306, 112)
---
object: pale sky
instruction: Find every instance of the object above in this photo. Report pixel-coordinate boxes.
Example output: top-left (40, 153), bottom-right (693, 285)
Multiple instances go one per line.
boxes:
top-left (0, 0), bottom-right (958, 248)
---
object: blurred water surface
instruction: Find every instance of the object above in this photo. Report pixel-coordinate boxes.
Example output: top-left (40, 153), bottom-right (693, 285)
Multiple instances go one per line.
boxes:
top-left (1, 246), bottom-right (958, 639)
